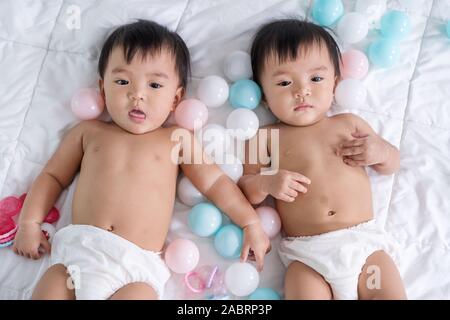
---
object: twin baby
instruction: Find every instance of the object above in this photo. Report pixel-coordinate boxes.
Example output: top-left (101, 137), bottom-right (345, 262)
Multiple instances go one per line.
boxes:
top-left (12, 19), bottom-right (406, 300)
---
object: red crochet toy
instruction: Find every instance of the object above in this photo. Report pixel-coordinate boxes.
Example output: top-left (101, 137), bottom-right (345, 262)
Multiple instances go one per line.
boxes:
top-left (0, 193), bottom-right (59, 248)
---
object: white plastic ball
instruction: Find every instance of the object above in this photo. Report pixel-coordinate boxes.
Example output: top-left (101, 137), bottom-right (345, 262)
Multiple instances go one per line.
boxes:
top-left (196, 75), bottom-right (229, 108)
top-left (223, 51), bottom-right (253, 82)
top-left (195, 124), bottom-right (231, 159)
top-left (218, 154), bottom-right (243, 182)
top-left (224, 262), bottom-right (260, 297)
top-left (226, 108), bottom-right (259, 141)
top-left (177, 176), bottom-right (206, 206)
top-left (336, 12), bottom-right (368, 44)
top-left (355, 0), bottom-right (387, 27)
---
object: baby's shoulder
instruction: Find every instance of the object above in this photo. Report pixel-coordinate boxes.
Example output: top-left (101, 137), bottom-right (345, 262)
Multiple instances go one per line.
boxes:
top-left (329, 112), bottom-right (361, 129)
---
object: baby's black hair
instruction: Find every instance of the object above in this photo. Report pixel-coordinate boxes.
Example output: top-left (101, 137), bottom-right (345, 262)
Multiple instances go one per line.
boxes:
top-left (251, 19), bottom-right (341, 86)
top-left (98, 20), bottom-right (190, 88)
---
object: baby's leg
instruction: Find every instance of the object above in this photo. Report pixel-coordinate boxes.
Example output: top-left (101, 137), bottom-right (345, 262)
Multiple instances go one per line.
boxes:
top-left (358, 250), bottom-right (407, 300)
top-left (32, 264), bottom-right (75, 300)
top-left (284, 261), bottom-right (333, 300)
top-left (109, 282), bottom-right (158, 300)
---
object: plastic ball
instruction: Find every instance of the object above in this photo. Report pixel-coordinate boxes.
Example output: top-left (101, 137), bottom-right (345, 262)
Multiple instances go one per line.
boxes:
top-left (188, 203), bottom-right (223, 237)
top-left (340, 49), bottom-right (369, 80)
top-left (368, 39), bottom-right (400, 68)
top-left (380, 10), bottom-right (410, 40)
top-left (40, 223), bottom-right (56, 243)
top-left (447, 21), bottom-right (450, 38)
top-left (223, 51), bottom-right (253, 82)
top-left (177, 176), bottom-right (206, 207)
top-left (164, 238), bottom-right (200, 274)
top-left (195, 124), bottom-right (231, 159)
top-left (218, 154), bottom-right (243, 182)
top-left (224, 262), bottom-right (260, 297)
top-left (174, 99), bottom-right (208, 131)
top-left (336, 13), bottom-right (368, 44)
top-left (214, 224), bottom-right (243, 259)
top-left (335, 79), bottom-right (367, 109)
top-left (229, 79), bottom-right (261, 110)
top-left (197, 75), bottom-right (229, 108)
top-left (71, 88), bottom-right (105, 120)
top-left (355, 0), bottom-right (387, 27)
top-left (255, 206), bottom-right (281, 238)
top-left (248, 288), bottom-right (282, 300)
top-left (226, 108), bottom-right (259, 141)
top-left (312, 0), bottom-right (344, 27)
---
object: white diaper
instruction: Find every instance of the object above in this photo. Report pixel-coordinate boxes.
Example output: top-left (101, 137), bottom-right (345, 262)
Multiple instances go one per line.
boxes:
top-left (278, 219), bottom-right (397, 300)
top-left (50, 224), bottom-right (171, 300)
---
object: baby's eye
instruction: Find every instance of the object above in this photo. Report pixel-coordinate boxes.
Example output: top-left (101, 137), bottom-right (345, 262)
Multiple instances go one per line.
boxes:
top-left (149, 82), bottom-right (162, 89)
top-left (277, 81), bottom-right (291, 87)
top-left (311, 76), bottom-right (323, 82)
top-left (115, 79), bottom-right (129, 85)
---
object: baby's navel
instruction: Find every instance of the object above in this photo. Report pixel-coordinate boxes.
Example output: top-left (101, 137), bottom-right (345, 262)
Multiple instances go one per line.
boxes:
top-left (328, 210), bottom-right (336, 216)
top-left (107, 225), bottom-right (114, 232)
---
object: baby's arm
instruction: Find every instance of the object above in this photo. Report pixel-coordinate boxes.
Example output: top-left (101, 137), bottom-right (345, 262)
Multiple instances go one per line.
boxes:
top-left (337, 114), bottom-right (400, 175)
top-left (239, 128), bottom-right (310, 204)
top-left (179, 132), bottom-right (270, 271)
top-left (13, 121), bottom-right (86, 259)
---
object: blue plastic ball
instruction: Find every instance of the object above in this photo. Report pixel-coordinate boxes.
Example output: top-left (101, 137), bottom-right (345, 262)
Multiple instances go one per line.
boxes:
top-left (188, 203), bottom-right (222, 237)
top-left (229, 79), bottom-right (261, 110)
top-left (248, 288), bottom-right (282, 300)
top-left (213, 224), bottom-right (243, 259)
top-left (312, 0), bottom-right (344, 27)
top-left (380, 10), bottom-right (410, 40)
top-left (368, 39), bottom-right (399, 68)
top-left (446, 21), bottom-right (450, 38)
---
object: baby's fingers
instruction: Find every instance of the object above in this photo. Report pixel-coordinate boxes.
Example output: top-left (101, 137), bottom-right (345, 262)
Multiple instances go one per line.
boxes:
top-left (291, 172), bottom-right (311, 185)
top-left (339, 146), bottom-right (364, 157)
top-left (289, 181), bottom-right (308, 193)
top-left (254, 251), bottom-right (264, 272)
top-left (240, 244), bottom-right (250, 263)
top-left (343, 158), bottom-right (366, 166)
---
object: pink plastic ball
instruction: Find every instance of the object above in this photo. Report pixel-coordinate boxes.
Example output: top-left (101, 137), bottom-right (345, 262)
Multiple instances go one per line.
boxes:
top-left (174, 99), bottom-right (208, 131)
top-left (255, 206), bottom-right (281, 238)
top-left (340, 49), bottom-right (369, 80)
top-left (70, 88), bottom-right (105, 120)
top-left (164, 238), bottom-right (200, 274)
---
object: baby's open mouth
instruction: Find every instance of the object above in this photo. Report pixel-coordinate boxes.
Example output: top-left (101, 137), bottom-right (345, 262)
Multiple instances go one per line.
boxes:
top-left (129, 109), bottom-right (147, 120)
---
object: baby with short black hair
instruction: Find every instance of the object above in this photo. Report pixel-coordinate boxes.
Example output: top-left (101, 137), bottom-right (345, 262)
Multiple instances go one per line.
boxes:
top-left (13, 20), bottom-right (270, 300)
top-left (239, 19), bottom-right (406, 300)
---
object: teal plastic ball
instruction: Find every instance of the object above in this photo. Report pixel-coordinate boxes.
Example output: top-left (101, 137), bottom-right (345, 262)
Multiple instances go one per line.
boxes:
top-left (188, 203), bottom-right (222, 237)
top-left (312, 0), bottom-right (344, 27)
top-left (229, 79), bottom-right (261, 109)
top-left (446, 21), bottom-right (450, 38)
top-left (380, 10), bottom-right (410, 40)
top-left (248, 288), bottom-right (282, 300)
top-left (214, 224), bottom-right (243, 259)
top-left (368, 39), bottom-right (399, 68)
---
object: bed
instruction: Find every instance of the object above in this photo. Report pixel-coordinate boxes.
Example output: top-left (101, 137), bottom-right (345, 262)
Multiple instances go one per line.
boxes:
top-left (1, 0), bottom-right (449, 299)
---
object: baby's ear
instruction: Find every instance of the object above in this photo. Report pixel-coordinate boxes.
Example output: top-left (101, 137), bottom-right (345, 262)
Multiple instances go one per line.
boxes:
top-left (98, 78), bottom-right (106, 100)
top-left (333, 76), bottom-right (341, 94)
top-left (172, 86), bottom-right (185, 111)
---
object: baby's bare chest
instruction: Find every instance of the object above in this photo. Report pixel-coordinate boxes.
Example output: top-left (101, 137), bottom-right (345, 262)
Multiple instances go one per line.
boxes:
top-left (82, 129), bottom-right (178, 177)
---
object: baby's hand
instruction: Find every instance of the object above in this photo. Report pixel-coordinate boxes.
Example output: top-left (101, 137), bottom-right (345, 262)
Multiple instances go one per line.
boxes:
top-left (241, 222), bottom-right (271, 272)
top-left (338, 132), bottom-right (389, 167)
top-left (262, 169), bottom-right (311, 202)
top-left (12, 222), bottom-right (51, 260)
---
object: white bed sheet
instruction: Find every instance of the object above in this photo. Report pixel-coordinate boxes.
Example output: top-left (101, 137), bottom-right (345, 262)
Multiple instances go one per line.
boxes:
top-left (0, 0), bottom-right (449, 299)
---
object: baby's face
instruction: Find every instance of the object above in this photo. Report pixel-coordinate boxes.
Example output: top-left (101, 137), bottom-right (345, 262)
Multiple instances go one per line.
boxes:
top-left (100, 46), bottom-right (183, 134)
top-left (260, 43), bottom-right (337, 126)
